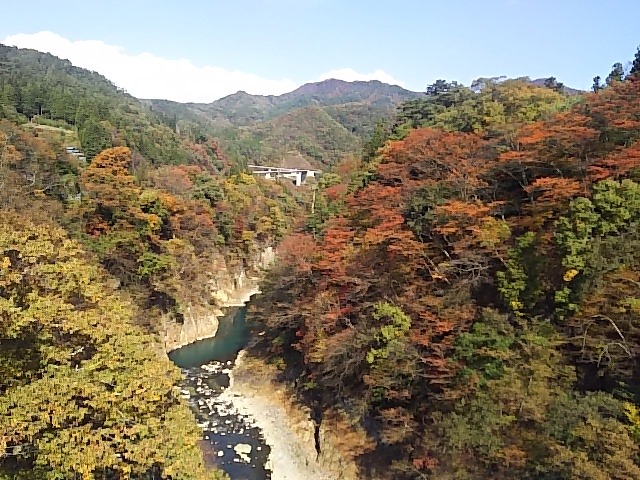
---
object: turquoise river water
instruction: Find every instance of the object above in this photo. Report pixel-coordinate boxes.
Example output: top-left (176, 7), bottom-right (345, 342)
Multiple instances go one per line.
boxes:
top-left (168, 307), bottom-right (271, 480)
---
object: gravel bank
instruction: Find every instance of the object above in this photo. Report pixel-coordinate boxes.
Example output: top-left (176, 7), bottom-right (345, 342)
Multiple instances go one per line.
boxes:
top-left (219, 351), bottom-right (339, 480)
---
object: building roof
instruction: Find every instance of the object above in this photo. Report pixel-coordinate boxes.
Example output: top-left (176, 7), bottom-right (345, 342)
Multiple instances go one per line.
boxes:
top-left (280, 151), bottom-right (314, 171)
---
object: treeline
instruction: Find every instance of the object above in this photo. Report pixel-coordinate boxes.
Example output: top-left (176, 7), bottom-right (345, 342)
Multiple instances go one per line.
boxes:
top-left (0, 44), bottom-right (219, 166)
top-left (251, 53), bottom-right (640, 478)
top-left (0, 46), bottom-right (303, 479)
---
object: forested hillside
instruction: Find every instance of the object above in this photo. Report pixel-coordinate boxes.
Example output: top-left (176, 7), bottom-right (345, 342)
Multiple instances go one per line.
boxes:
top-left (146, 79), bottom-right (423, 168)
top-left (252, 60), bottom-right (640, 479)
top-left (3, 36), bottom-right (640, 480)
top-left (0, 45), bottom-right (302, 479)
top-left (0, 44), bottom-right (205, 166)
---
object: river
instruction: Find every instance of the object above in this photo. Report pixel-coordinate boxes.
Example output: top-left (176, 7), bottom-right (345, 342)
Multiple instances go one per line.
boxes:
top-left (168, 307), bottom-right (272, 480)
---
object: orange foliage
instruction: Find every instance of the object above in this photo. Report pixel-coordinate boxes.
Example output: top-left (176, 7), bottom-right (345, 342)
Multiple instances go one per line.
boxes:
top-left (588, 75), bottom-right (640, 135)
top-left (588, 141), bottom-right (640, 180)
top-left (525, 177), bottom-right (586, 203)
top-left (80, 147), bottom-right (143, 232)
top-left (277, 233), bottom-right (318, 272)
top-left (325, 184), bottom-right (348, 201)
top-left (312, 217), bottom-right (355, 277)
top-left (380, 128), bottom-right (491, 201)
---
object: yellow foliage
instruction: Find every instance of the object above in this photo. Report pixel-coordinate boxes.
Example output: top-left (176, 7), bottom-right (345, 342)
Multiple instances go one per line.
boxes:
top-left (233, 172), bottom-right (257, 185)
top-left (624, 402), bottom-right (640, 440)
top-left (0, 212), bottom-right (223, 479)
top-left (478, 216), bottom-right (511, 249)
top-left (510, 300), bottom-right (524, 311)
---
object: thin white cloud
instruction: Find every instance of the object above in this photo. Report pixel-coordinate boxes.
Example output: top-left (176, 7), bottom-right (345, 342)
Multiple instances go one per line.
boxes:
top-left (2, 31), bottom-right (408, 101)
top-left (2, 31), bottom-right (298, 102)
top-left (318, 68), bottom-right (406, 87)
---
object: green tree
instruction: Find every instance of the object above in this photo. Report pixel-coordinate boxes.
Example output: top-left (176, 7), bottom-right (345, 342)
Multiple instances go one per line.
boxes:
top-left (554, 179), bottom-right (640, 319)
top-left (544, 76), bottom-right (565, 93)
top-left (606, 62), bottom-right (625, 85)
top-left (362, 119), bottom-right (389, 162)
top-left (592, 75), bottom-right (603, 92)
top-left (631, 45), bottom-right (640, 76)
top-left (79, 116), bottom-right (112, 158)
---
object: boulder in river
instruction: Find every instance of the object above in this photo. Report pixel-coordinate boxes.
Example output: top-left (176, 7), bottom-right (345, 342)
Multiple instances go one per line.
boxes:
top-left (235, 443), bottom-right (252, 454)
top-left (234, 443), bottom-right (252, 463)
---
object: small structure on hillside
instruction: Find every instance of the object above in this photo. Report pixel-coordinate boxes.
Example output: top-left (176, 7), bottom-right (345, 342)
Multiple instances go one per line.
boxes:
top-left (66, 146), bottom-right (87, 163)
top-left (248, 151), bottom-right (321, 186)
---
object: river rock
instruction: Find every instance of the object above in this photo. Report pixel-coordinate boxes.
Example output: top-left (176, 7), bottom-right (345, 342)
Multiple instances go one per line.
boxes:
top-left (235, 443), bottom-right (252, 454)
top-left (234, 443), bottom-right (252, 463)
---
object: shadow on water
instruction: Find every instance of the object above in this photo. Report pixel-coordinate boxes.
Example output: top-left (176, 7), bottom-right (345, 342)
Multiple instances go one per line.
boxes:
top-left (169, 307), bottom-right (271, 480)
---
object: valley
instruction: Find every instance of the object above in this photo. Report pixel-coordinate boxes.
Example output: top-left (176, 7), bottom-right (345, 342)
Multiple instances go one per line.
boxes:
top-left (2, 37), bottom-right (640, 480)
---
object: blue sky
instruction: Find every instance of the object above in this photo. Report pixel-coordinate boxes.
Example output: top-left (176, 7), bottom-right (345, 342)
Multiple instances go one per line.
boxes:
top-left (1, 0), bottom-right (639, 102)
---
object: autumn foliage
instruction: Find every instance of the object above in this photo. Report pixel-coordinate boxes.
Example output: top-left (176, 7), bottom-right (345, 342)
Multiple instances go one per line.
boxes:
top-left (252, 75), bottom-right (640, 479)
top-left (0, 113), bottom-right (298, 478)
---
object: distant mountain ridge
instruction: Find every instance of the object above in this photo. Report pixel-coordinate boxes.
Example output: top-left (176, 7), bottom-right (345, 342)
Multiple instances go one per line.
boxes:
top-left (145, 79), bottom-right (424, 168)
top-left (0, 42), bottom-right (583, 171)
top-left (148, 78), bottom-right (422, 126)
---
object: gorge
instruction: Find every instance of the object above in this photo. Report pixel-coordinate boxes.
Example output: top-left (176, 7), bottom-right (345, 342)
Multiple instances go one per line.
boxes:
top-left (165, 265), bottom-right (359, 480)
top-left (4, 39), bottom-right (640, 480)
top-left (169, 307), bottom-right (272, 480)
top-left (163, 246), bottom-right (275, 352)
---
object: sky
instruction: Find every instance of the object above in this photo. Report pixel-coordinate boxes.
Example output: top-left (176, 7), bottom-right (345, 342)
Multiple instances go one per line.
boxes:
top-left (1, 0), bottom-right (639, 103)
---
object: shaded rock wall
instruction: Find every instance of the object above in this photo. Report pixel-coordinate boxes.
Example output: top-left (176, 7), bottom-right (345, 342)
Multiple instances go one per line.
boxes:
top-left (163, 246), bottom-right (275, 352)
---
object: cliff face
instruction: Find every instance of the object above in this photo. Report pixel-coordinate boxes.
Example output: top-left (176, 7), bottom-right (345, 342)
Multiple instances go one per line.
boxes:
top-left (226, 353), bottom-right (364, 480)
top-left (163, 246), bottom-right (275, 352)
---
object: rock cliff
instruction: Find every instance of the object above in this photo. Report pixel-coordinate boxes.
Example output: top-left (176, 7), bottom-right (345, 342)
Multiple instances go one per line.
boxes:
top-left (224, 352), bottom-right (364, 480)
top-left (163, 246), bottom-right (275, 351)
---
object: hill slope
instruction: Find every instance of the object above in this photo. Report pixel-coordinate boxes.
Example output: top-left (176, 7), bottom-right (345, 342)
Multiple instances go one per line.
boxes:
top-left (146, 79), bottom-right (423, 167)
top-left (0, 45), bottom-right (300, 479)
top-left (0, 43), bottom-right (226, 169)
top-left (250, 71), bottom-right (640, 479)
top-left (247, 104), bottom-right (362, 165)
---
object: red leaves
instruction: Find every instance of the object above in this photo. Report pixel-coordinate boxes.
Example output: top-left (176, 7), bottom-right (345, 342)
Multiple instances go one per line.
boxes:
top-left (588, 75), bottom-right (640, 135)
top-left (380, 128), bottom-right (492, 201)
top-left (501, 112), bottom-right (599, 180)
top-left (524, 177), bottom-right (586, 203)
top-left (518, 112), bottom-right (598, 150)
top-left (148, 165), bottom-right (198, 195)
top-left (433, 200), bottom-right (492, 236)
top-left (588, 141), bottom-right (640, 181)
top-left (312, 218), bottom-right (355, 276)
top-left (413, 456), bottom-right (439, 471)
top-left (277, 233), bottom-right (318, 272)
top-left (80, 147), bottom-right (145, 232)
top-left (324, 184), bottom-right (348, 201)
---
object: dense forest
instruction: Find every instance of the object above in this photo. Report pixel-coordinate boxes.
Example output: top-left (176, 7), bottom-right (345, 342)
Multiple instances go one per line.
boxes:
top-left (0, 45), bottom-right (302, 479)
top-left (3, 37), bottom-right (640, 480)
top-left (145, 79), bottom-right (423, 168)
top-left (251, 50), bottom-right (640, 479)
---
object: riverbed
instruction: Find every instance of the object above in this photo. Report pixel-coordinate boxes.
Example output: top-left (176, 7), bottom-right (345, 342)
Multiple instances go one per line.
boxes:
top-left (169, 307), bottom-right (272, 480)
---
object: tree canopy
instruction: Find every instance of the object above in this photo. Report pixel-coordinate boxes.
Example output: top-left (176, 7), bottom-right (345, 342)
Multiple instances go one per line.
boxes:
top-left (250, 67), bottom-right (640, 479)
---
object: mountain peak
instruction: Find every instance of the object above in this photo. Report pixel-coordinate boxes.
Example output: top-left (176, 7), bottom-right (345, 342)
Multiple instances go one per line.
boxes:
top-left (288, 78), bottom-right (414, 98)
